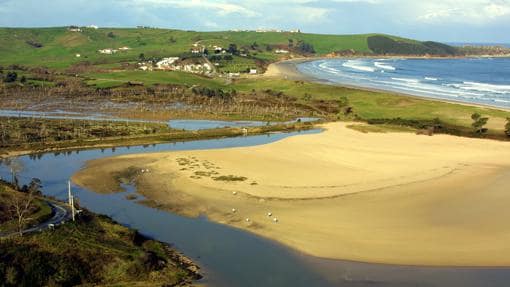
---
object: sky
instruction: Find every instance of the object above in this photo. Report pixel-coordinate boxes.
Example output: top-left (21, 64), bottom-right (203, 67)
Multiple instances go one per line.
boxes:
top-left (0, 0), bottom-right (509, 43)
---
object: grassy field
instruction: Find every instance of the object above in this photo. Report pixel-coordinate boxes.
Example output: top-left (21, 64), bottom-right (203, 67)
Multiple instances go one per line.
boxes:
top-left (0, 27), bottom-right (456, 69)
top-left (85, 70), bottom-right (224, 88)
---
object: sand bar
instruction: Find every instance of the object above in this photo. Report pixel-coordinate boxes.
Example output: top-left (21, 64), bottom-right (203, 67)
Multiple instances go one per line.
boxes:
top-left (73, 123), bottom-right (510, 266)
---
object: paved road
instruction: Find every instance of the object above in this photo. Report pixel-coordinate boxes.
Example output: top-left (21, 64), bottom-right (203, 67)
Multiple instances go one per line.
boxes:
top-left (0, 200), bottom-right (72, 237)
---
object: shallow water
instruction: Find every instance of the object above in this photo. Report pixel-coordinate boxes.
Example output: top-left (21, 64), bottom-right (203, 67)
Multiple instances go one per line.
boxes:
top-left (0, 109), bottom-right (319, 131)
top-left (1, 130), bottom-right (510, 286)
top-left (168, 117), bottom-right (319, 130)
top-left (298, 58), bottom-right (510, 109)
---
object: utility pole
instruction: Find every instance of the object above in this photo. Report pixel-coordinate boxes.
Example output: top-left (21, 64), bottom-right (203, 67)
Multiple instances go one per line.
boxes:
top-left (68, 180), bottom-right (75, 221)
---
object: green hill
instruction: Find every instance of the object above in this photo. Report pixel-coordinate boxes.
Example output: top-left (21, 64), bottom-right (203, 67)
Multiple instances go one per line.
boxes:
top-left (0, 27), bottom-right (460, 69)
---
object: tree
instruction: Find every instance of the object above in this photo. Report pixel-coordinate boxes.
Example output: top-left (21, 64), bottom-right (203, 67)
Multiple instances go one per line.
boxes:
top-left (138, 53), bottom-right (145, 61)
top-left (227, 43), bottom-right (238, 55)
top-left (2, 157), bottom-right (23, 189)
top-left (4, 71), bottom-right (17, 83)
top-left (296, 41), bottom-right (315, 54)
top-left (8, 182), bottom-right (37, 236)
top-left (20, 76), bottom-right (27, 83)
top-left (107, 31), bottom-right (115, 38)
top-left (288, 39), bottom-right (294, 49)
top-left (505, 117), bottom-right (510, 137)
top-left (471, 113), bottom-right (489, 134)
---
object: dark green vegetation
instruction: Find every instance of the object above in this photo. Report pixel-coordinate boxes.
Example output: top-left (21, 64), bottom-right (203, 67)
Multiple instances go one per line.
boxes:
top-left (0, 27), bottom-right (464, 70)
top-left (367, 35), bottom-right (459, 56)
top-left (0, 181), bottom-right (200, 286)
top-left (0, 214), bottom-right (200, 286)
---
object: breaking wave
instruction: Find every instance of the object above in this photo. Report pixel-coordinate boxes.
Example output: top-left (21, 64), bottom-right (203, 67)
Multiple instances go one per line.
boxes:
top-left (297, 58), bottom-right (510, 108)
top-left (374, 62), bottom-right (396, 71)
top-left (342, 60), bottom-right (376, 72)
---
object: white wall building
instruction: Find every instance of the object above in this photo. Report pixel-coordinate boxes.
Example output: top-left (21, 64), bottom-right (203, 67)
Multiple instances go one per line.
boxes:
top-left (156, 57), bottom-right (179, 69)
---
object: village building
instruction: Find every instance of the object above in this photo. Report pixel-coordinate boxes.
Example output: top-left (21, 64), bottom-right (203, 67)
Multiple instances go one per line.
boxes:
top-left (68, 26), bottom-right (82, 32)
top-left (275, 49), bottom-right (289, 54)
top-left (156, 57), bottom-right (179, 69)
top-left (98, 48), bottom-right (117, 54)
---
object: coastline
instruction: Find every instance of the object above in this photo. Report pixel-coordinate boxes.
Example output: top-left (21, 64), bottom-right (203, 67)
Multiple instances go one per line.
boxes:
top-left (264, 57), bottom-right (510, 112)
top-left (72, 122), bottom-right (510, 267)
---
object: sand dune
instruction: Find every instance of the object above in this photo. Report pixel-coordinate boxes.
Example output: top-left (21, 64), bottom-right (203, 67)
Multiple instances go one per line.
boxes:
top-left (73, 123), bottom-right (510, 266)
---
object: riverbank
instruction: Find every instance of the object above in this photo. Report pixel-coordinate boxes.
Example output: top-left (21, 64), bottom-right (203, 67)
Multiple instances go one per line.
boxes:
top-left (0, 121), bottom-right (316, 159)
top-left (73, 122), bottom-right (510, 266)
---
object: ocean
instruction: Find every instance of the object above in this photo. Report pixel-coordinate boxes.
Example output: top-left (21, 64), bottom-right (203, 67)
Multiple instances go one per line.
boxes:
top-left (297, 58), bottom-right (510, 109)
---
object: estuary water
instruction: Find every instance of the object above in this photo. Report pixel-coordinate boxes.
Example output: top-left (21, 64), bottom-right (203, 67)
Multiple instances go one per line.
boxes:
top-left (297, 58), bottom-right (510, 109)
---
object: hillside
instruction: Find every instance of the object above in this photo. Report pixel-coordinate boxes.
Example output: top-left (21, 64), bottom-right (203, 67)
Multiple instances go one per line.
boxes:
top-left (0, 181), bottom-right (200, 286)
top-left (0, 27), bottom-right (460, 69)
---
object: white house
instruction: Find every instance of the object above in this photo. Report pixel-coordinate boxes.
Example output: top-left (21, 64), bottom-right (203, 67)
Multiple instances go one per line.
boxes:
top-left (249, 69), bottom-right (257, 74)
top-left (118, 46), bottom-right (131, 51)
top-left (275, 49), bottom-right (289, 54)
top-left (87, 25), bottom-right (99, 29)
top-left (213, 46), bottom-right (223, 53)
top-left (75, 54), bottom-right (81, 58)
top-left (98, 48), bottom-right (117, 54)
top-left (156, 57), bottom-right (179, 69)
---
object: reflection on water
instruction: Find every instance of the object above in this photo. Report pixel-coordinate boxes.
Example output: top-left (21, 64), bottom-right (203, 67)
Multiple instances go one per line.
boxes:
top-left (1, 129), bottom-right (510, 287)
top-left (167, 117), bottom-right (320, 130)
top-left (0, 109), bottom-right (320, 131)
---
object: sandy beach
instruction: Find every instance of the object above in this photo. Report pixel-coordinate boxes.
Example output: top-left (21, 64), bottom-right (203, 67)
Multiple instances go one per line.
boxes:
top-left (73, 122), bottom-right (510, 266)
top-left (264, 58), bottom-right (510, 113)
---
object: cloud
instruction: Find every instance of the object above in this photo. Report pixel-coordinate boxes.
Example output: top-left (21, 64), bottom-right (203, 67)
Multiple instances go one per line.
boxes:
top-left (124, 0), bottom-right (259, 17)
top-left (415, 0), bottom-right (510, 24)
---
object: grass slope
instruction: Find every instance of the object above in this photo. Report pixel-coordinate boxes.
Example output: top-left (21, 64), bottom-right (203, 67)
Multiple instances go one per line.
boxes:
top-left (0, 27), bottom-right (455, 68)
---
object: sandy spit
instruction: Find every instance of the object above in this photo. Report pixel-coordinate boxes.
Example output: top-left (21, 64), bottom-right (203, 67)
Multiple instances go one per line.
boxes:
top-left (73, 123), bottom-right (510, 266)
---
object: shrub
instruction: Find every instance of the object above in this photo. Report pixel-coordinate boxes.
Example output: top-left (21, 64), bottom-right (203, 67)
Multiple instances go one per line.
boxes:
top-left (505, 118), bottom-right (510, 137)
top-left (471, 113), bottom-right (489, 134)
top-left (4, 71), bottom-right (17, 83)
